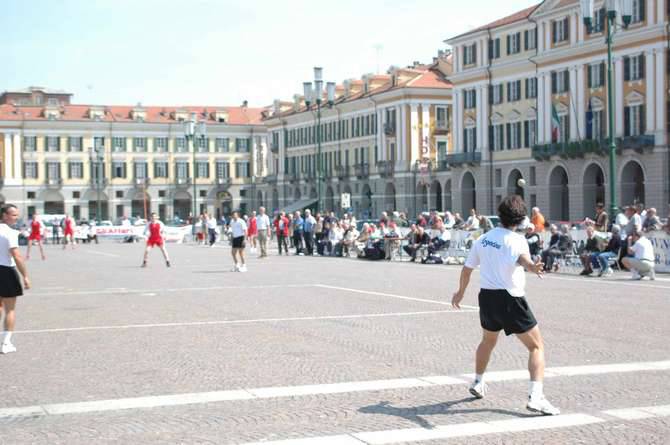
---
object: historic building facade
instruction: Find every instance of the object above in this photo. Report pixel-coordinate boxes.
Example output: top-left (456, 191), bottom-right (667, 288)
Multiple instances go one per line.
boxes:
top-left (0, 93), bottom-right (267, 221)
top-left (260, 58), bottom-right (453, 219)
top-left (447, 0), bottom-right (669, 220)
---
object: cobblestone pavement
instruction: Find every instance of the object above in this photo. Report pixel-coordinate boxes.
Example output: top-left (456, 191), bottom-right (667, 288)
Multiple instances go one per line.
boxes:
top-left (1, 241), bottom-right (668, 444)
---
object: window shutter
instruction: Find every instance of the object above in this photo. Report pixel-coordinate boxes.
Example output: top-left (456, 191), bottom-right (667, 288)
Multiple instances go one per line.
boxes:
top-left (564, 71), bottom-right (570, 92)
top-left (516, 123), bottom-right (522, 149)
top-left (499, 85), bottom-right (504, 103)
top-left (524, 30), bottom-right (529, 50)
top-left (489, 125), bottom-right (494, 149)
top-left (564, 17), bottom-right (569, 41)
top-left (488, 86), bottom-right (493, 105)
top-left (639, 0), bottom-right (645, 20)
top-left (516, 81), bottom-right (521, 100)
top-left (506, 35), bottom-right (511, 55)
top-left (248, 137), bottom-right (252, 152)
top-left (473, 131), bottom-right (477, 151)
top-left (640, 107), bottom-right (645, 134)
top-left (587, 65), bottom-right (593, 88)
top-left (600, 62), bottom-right (605, 86)
top-left (639, 54), bottom-right (645, 79)
top-left (624, 107), bottom-right (630, 137)
top-left (624, 56), bottom-right (631, 81)
top-left (506, 123), bottom-right (511, 149)
top-left (552, 21), bottom-right (557, 43)
top-left (524, 121), bottom-right (530, 147)
top-left (507, 83), bottom-right (511, 102)
top-left (472, 43), bottom-right (477, 64)
top-left (488, 40), bottom-right (493, 59)
top-left (551, 72), bottom-right (557, 94)
top-left (525, 79), bottom-right (529, 99)
top-left (495, 39), bottom-right (500, 58)
top-left (463, 129), bottom-right (467, 150)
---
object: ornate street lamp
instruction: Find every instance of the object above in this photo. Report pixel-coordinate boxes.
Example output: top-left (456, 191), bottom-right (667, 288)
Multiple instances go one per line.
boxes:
top-left (303, 68), bottom-right (335, 213)
top-left (89, 146), bottom-right (104, 223)
top-left (184, 112), bottom-right (207, 237)
top-left (581, 0), bottom-right (632, 219)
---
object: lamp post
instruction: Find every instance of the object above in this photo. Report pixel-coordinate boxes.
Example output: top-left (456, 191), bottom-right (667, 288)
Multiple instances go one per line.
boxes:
top-left (303, 68), bottom-right (335, 213)
top-left (184, 112), bottom-right (207, 237)
top-left (581, 0), bottom-right (632, 220)
top-left (89, 146), bottom-right (104, 223)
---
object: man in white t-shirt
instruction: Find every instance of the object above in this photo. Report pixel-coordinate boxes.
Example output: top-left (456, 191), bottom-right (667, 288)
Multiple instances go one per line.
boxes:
top-left (255, 207), bottom-right (272, 258)
top-left (206, 214), bottom-right (218, 247)
top-left (622, 230), bottom-right (655, 280)
top-left (229, 211), bottom-right (248, 272)
top-left (463, 208), bottom-right (480, 231)
top-left (0, 204), bottom-right (31, 354)
top-left (451, 195), bottom-right (559, 416)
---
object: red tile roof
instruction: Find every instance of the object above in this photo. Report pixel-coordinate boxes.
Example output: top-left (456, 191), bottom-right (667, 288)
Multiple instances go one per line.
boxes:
top-left (448, 3), bottom-right (541, 40)
top-left (0, 104), bottom-right (266, 125)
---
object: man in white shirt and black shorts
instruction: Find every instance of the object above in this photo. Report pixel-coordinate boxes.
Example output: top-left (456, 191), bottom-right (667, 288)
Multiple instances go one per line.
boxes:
top-left (0, 204), bottom-right (31, 354)
top-left (230, 211), bottom-right (248, 272)
top-left (451, 195), bottom-right (560, 415)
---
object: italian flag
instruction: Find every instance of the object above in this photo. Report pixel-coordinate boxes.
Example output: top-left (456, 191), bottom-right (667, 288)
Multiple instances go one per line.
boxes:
top-left (551, 103), bottom-right (560, 143)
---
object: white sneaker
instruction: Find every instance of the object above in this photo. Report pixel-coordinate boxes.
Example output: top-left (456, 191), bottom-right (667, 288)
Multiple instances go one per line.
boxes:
top-left (0, 342), bottom-right (17, 354)
top-left (602, 268), bottom-right (614, 277)
top-left (469, 380), bottom-right (488, 399)
top-left (527, 395), bottom-right (560, 415)
top-left (231, 264), bottom-right (240, 272)
top-left (239, 264), bottom-right (247, 272)
top-left (631, 271), bottom-right (641, 280)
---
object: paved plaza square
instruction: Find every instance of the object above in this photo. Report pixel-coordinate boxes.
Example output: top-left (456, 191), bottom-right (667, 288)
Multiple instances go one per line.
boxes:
top-left (1, 240), bottom-right (669, 444)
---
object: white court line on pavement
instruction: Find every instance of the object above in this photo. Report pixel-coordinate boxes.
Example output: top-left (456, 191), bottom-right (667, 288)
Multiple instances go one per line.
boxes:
top-left (603, 404), bottom-right (670, 420)
top-left (1, 359), bottom-right (668, 420)
top-left (541, 274), bottom-right (670, 290)
top-left (243, 414), bottom-right (605, 445)
top-left (15, 309), bottom-right (473, 334)
top-left (27, 284), bottom-right (316, 297)
top-left (314, 284), bottom-right (479, 310)
top-left (81, 250), bottom-right (121, 258)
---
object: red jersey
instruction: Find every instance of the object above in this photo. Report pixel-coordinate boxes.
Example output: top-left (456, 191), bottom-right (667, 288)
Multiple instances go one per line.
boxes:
top-left (146, 221), bottom-right (164, 246)
top-left (29, 220), bottom-right (42, 240)
top-left (247, 217), bottom-right (258, 236)
top-left (64, 218), bottom-right (75, 235)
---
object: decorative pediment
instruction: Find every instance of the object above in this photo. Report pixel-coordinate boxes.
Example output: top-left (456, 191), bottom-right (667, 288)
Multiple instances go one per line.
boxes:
top-left (555, 101), bottom-right (569, 116)
top-left (464, 116), bottom-right (476, 128)
top-left (526, 107), bottom-right (537, 119)
top-left (490, 112), bottom-right (504, 125)
top-left (531, 0), bottom-right (568, 18)
top-left (506, 110), bottom-right (521, 122)
top-left (589, 96), bottom-right (605, 111)
top-left (625, 90), bottom-right (644, 106)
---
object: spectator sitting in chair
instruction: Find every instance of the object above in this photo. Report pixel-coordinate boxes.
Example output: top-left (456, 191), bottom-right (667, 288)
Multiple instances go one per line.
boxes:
top-left (463, 209), bottom-right (480, 231)
top-left (428, 222), bottom-right (451, 255)
top-left (383, 221), bottom-right (401, 261)
top-left (341, 223), bottom-right (359, 257)
top-left (642, 208), bottom-right (662, 232)
top-left (593, 225), bottom-right (622, 277)
top-left (443, 211), bottom-right (455, 229)
top-left (622, 230), bottom-right (656, 280)
top-left (541, 224), bottom-right (572, 272)
top-left (579, 226), bottom-right (601, 276)
top-left (403, 225), bottom-right (430, 262)
top-left (525, 226), bottom-right (542, 263)
top-left (452, 213), bottom-right (465, 229)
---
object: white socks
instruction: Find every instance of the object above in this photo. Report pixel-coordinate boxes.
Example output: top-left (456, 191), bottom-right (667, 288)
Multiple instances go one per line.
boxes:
top-left (529, 381), bottom-right (543, 399)
top-left (1, 331), bottom-right (12, 345)
top-left (475, 373), bottom-right (484, 383)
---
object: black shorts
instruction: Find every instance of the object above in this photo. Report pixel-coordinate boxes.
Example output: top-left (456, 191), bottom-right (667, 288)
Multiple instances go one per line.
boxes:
top-left (232, 236), bottom-right (245, 249)
top-left (0, 266), bottom-right (23, 298)
top-left (478, 289), bottom-right (537, 336)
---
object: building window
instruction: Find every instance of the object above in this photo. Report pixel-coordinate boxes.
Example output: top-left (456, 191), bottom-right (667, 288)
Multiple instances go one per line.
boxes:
top-left (68, 137), bottom-right (82, 152)
top-left (624, 54), bottom-right (645, 81)
top-left (588, 63), bottom-right (605, 88)
top-left (525, 28), bottom-right (537, 50)
top-left (436, 106), bottom-right (448, 129)
top-left (464, 89), bottom-right (477, 109)
top-left (495, 169), bottom-right (502, 187)
top-left (46, 162), bottom-right (61, 180)
top-left (624, 105), bottom-right (644, 136)
top-left (588, 8), bottom-right (606, 34)
top-left (154, 137), bottom-right (168, 153)
top-left (551, 70), bottom-right (570, 94)
top-left (529, 166), bottom-right (536, 186)
top-left (24, 162), bottom-right (38, 179)
top-left (524, 120), bottom-right (537, 148)
top-left (507, 80), bottom-right (521, 102)
top-left (235, 138), bottom-right (249, 153)
top-left (559, 115), bottom-right (569, 143)
top-left (235, 161), bottom-right (250, 178)
top-left (115, 191), bottom-right (123, 198)
top-left (463, 127), bottom-right (477, 152)
top-left (464, 43), bottom-right (477, 65)
top-left (215, 137), bottom-right (229, 152)
top-left (112, 162), bottom-right (126, 178)
top-left (437, 141), bottom-right (447, 160)
top-left (133, 137), bottom-right (147, 152)
top-left (134, 162), bottom-right (148, 179)
top-left (68, 162), bottom-right (83, 179)
top-left (552, 17), bottom-right (569, 43)
top-left (216, 161), bottom-right (230, 179)
top-left (588, 109), bottom-right (605, 140)
top-left (196, 161), bottom-right (209, 178)
top-left (175, 137), bottom-right (187, 153)
top-left (631, 0), bottom-right (645, 23)
top-left (488, 38), bottom-right (500, 60)
top-left (507, 32), bottom-right (521, 55)
top-left (154, 162), bottom-right (168, 178)
top-left (176, 162), bottom-right (189, 179)
top-left (196, 137), bottom-right (209, 153)
top-left (46, 136), bottom-right (60, 152)
top-left (489, 84), bottom-right (504, 105)
top-left (112, 137), bottom-right (126, 152)
top-left (490, 124), bottom-right (504, 151)
top-left (508, 122), bottom-right (522, 149)
top-left (24, 136), bottom-right (37, 152)
top-left (525, 78), bottom-right (538, 99)
top-left (94, 137), bottom-right (105, 149)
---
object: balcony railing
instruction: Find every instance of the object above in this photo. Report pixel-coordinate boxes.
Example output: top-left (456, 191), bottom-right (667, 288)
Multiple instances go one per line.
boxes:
top-left (216, 177), bottom-right (231, 186)
top-left (45, 178), bottom-right (63, 188)
top-left (134, 177), bottom-right (150, 187)
top-left (263, 174), bottom-right (278, 184)
top-left (434, 121), bottom-right (449, 135)
top-left (444, 151), bottom-right (482, 167)
top-left (383, 123), bottom-right (396, 137)
top-left (302, 171), bottom-right (316, 182)
top-left (90, 178), bottom-right (109, 188)
top-left (287, 172), bottom-right (299, 184)
top-left (376, 160), bottom-right (395, 178)
top-left (435, 159), bottom-right (450, 171)
top-left (354, 163), bottom-right (370, 178)
top-left (175, 177), bottom-right (192, 187)
top-left (532, 135), bottom-right (655, 161)
top-left (335, 165), bottom-right (349, 180)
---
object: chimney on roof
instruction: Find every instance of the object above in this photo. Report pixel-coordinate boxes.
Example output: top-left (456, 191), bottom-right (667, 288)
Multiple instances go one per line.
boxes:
top-left (273, 99), bottom-right (281, 116)
top-left (242, 100), bottom-right (248, 108)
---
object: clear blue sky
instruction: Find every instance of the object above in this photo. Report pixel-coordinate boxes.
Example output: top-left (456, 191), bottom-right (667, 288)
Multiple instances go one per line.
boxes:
top-left (1, 0), bottom-right (539, 107)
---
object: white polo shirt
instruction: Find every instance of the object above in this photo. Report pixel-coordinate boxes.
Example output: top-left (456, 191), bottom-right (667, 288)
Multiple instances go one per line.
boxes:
top-left (256, 214), bottom-right (271, 231)
top-left (230, 219), bottom-right (247, 238)
top-left (0, 223), bottom-right (19, 267)
top-left (465, 227), bottom-right (530, 297)
top-left (632, 236), bottom-right (654, 262)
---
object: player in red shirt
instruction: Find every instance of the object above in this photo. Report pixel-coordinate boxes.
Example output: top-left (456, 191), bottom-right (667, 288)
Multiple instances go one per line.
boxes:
top-left (247, 211), bottom-right (258, 254)
top-left (142, 213), bottom-right (171, 268)
top-left (25, 211), bottom-right (46, 260)
top-left (62, 214), bottom-right (76, 250)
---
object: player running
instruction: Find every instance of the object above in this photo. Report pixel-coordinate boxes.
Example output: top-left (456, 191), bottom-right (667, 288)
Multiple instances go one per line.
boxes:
top-left (141, 213), bottom-right (171, 268)
top-left (62, 213), bottom-right (76, 250)
top-left (25, 211), bottom-right (46, 260)
top-left (451, 195), bottom-right (560, 416)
